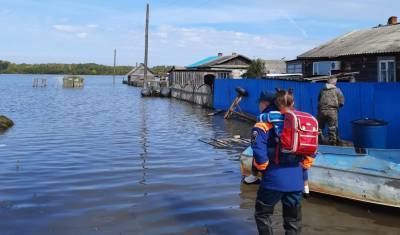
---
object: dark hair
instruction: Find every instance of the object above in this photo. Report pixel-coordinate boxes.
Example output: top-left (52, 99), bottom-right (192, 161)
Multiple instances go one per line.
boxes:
top-left (274, 88), bottom-right (294, 110)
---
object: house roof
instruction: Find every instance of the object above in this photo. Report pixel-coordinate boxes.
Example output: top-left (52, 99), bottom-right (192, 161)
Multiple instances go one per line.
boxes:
top-left (170, 68), bottom-right (232, 72)
top-left (126, 63), bottom-right (155, 76)
top-left (298, 24), bottom-right (400, 59)
top-left (187, 56), bottom-right (219, 68)
top-left (187, 54), bottom-right (251, 68)
top-left (264, 60), bottom-right (286, 74)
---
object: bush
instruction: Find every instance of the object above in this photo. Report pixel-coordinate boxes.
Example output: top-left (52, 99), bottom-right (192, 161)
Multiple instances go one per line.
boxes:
top-left (243, 59), bottom-right (266, 78)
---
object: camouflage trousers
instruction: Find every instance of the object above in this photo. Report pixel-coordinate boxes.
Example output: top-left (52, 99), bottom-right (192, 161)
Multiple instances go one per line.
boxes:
top-left (317, 109), bottom-right (339, 145)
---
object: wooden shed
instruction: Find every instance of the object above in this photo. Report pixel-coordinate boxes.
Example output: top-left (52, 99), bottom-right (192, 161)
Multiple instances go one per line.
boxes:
top-left (125, 63), bottom-right (156, 87)
top-left (63, 75), bottom-right (84, 88)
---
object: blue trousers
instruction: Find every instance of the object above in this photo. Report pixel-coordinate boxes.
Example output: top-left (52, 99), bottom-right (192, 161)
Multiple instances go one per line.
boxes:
top-left (255, 187), bottom-right (302, 235)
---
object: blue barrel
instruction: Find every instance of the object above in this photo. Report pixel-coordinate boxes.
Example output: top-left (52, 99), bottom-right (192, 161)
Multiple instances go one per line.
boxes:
top-left (352, 119), bottom-right (388, 149)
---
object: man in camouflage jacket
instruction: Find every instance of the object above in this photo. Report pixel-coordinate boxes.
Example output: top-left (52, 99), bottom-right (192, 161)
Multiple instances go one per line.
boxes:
top-left (317, 78), bottom-right (345, 145)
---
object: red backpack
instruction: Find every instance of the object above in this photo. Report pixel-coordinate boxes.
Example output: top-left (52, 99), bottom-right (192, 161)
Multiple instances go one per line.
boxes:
top-left (280, 110), bottom-right (319, 155)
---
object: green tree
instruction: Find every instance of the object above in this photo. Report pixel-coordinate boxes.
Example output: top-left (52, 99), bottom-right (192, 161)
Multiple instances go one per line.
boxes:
top-left (0, 60), bottom-right (10, 70)
top-left (243, 59), bottom-right (266, 78)
top-left (0, 60), bottom-right (133, 75)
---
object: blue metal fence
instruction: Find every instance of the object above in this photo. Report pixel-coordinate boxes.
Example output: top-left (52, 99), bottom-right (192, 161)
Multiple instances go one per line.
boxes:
top-left (214, 79), bottom-right (400, 149)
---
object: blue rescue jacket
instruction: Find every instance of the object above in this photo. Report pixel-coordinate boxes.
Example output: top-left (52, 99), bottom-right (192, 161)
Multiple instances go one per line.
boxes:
top-left (251, 107), bottom-right (313, 192)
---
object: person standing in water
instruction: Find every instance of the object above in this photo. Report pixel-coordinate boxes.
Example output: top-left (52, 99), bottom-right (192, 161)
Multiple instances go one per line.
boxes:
top-left (244, 91), bottom-right (276, 184)
top-left (251, 89), bottom-right (315, 235)
top-left (256, 90), bottom-right (310, 196)
top-left (317, 77), bottom-right (345, 145)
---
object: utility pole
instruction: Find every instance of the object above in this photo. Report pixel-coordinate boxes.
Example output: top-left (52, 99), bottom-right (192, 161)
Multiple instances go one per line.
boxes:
top-left (113, 48), bottom-right (116, 85)
top-left (143, 3), bottom-right (149, 89)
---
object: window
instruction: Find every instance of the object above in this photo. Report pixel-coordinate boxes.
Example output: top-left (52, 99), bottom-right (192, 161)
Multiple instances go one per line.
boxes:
top-left (313, 62), bottom-right (319, 75)
top-left (313, 61), bottom-right (333, 76)
top-left (287, 63), bottom-right (302, 74)
top-left (379, 60), bottom-right (396, 82)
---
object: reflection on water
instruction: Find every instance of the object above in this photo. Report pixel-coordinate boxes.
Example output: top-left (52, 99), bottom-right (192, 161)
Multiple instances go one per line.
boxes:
top-left (139, 95), bottom-right (148, 187)
top-left (0, 74), bottom-right (399, 235)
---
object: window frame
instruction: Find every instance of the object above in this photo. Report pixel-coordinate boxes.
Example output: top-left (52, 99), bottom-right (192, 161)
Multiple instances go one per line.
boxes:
top-left (287, 63), bottom-right (302, 74)
top-left (313, 62), bottom-right (319, 75)
top-left (378, 59), bottom-right (396, 82)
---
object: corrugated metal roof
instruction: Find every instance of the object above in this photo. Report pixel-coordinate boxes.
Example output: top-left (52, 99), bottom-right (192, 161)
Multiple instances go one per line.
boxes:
top-left (187, 56), bottom-right (219, 68)
top-left (201, 55), bottom-right (240, 67)
top-left (298, 24), bottom-right (400, 59)
top-left (186, 54), bottom-right (251, 68)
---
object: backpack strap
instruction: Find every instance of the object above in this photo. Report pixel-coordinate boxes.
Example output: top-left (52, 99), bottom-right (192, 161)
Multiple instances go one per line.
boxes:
top-left (274, 144), bottom-right (280, 165)
top-left (274, 110), bottom-right (287, 165)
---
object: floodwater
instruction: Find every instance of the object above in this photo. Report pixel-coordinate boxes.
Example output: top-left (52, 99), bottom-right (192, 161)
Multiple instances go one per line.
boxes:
top-left (0, 74), bottom-right (399, 235)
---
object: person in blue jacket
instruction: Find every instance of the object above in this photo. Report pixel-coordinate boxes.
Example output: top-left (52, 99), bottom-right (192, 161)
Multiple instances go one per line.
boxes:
top-left (243, 91), bottom-right (276, 184)
top-left (257, 99), bottom-right (310, 197)
top-left (251, 89), bottom-right (315, 235)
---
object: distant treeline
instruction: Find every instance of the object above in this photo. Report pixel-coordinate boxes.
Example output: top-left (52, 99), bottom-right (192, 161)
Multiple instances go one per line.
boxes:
top-left (0, 60), bottom-right (133, 75)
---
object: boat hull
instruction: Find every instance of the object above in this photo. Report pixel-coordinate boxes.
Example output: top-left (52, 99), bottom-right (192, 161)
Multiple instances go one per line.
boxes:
top-left (309, 165), bottom-right (400, 207)
top-left (240, 145), bottom-right (400, 208)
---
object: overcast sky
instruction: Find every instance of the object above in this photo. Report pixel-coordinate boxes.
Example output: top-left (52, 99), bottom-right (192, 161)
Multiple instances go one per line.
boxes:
top-left (0, 0), bottom-right (398, 66)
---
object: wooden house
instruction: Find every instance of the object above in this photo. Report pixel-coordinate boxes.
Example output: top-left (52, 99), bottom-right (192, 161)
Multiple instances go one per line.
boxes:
top-left (169, 53), bottom-right (251, 90)
top-left (125, 63), bottom-right (155, 87)
top-left (295, 16), bottom-right (400, 82)
top-left (168, 53), bottom-right (251, 107)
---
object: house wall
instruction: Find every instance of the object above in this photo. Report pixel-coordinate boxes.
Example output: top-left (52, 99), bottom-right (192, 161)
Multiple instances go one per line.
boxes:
top-left (169, 70), bottom-right (232, 107)
top-left (301, 53), bottom-right (400, 82)
top-left (170, 70), bottom-right (231, 88)
top-left (340, 56), bottom-right (377, 81)
top-left (127, 66), bottom-right (155, 83)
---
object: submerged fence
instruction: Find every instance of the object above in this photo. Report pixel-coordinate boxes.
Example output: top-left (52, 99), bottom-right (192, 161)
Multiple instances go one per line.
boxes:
top-left (214, 79), bottom-right (400, 149)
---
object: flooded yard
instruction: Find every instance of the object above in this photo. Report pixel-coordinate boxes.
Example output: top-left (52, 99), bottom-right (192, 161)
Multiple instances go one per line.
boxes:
top-left (0, 75), bottom-right (399, 235)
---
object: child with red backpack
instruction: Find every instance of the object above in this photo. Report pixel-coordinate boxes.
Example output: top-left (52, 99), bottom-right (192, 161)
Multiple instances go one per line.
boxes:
top-left (251, 89), bottom-right (317, 235)
top-left (258, 107), bottom-right (310, 195)
top-left (245, 89), bottom-right (315, 195)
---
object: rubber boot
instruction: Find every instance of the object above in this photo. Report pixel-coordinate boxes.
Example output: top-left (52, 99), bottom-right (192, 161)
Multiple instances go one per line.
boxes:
top-left (255, 199), bottom-right (274, 235)
top-left (328, 126), bottom-right (337, 146)
top-left (282, 205), bottom-right (302, 235)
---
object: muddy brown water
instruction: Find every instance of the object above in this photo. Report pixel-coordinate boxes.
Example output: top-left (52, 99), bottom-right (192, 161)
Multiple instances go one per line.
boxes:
top-left (0, 75), bottom-right (399, 235)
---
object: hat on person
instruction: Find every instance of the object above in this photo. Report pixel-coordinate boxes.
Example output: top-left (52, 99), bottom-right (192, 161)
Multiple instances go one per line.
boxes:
top-left (257, 91), bottom-right (275, 103)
